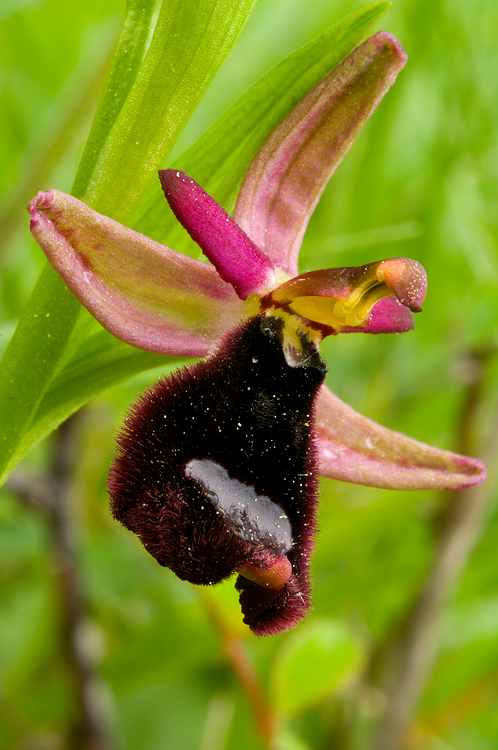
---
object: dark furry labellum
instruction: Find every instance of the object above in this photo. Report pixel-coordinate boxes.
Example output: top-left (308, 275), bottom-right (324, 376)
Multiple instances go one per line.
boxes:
top-left (109, 314), bottom-right (327, 635)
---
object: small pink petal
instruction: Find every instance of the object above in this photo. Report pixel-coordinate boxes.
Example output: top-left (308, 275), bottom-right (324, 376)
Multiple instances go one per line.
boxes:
top-left (342, 297), bottom-right (414, 334)
top-left (159, 170), bottom-right (280, 299)
top-left (234, 32), bottom-right (407, 275)
top-left (315, 386), bottom-right (487, 491)
top-left (29, 190), bottom-right (245, 356)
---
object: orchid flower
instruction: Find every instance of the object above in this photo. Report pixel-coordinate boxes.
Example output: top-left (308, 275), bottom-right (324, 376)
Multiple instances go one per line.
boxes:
top-left (28, 32), bottom-right (485, 635)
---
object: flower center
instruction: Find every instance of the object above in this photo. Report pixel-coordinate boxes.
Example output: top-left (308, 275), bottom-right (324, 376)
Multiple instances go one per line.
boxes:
top-left (259, 257), bottom-right (426, 336)
top-left (288, 276), bottom-right (390, 331)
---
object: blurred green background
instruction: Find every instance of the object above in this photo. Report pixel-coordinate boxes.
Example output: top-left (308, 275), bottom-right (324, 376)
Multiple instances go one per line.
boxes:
top-left (1, 0), bottom-right (497, 748)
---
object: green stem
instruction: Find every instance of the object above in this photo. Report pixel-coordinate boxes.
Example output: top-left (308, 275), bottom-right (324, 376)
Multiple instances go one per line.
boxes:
top-left (0, 266), bottom-right (80, 483)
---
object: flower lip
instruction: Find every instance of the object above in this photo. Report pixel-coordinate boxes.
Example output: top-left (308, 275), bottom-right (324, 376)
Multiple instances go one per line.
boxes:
top-left (260, 258), bottom-right (427, 334)
top-left (109, 314), bottom-right (325, 635)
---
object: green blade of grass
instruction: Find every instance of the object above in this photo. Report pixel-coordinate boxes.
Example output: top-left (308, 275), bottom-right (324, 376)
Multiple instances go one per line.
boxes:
top-left (0, 0), bottom-right (256, 485)
top-left (78, 0), bottom-right (257, 223)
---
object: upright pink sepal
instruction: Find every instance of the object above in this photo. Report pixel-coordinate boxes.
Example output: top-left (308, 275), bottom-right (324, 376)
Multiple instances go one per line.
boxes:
top-left (29, 190), bottom-right (244, 356)
top-left (159, 170), bottom-right (279, 299)
top-left (316, 386), bottom-right (487, 490)
top-left (234, 32), bottom-right (407, 275)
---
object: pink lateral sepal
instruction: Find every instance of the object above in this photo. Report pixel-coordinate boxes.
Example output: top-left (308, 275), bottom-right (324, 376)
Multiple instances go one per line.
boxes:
top-left (28, 189), bottom-right (245, 356)
top-left (316, 386), bottom-right (487, 490)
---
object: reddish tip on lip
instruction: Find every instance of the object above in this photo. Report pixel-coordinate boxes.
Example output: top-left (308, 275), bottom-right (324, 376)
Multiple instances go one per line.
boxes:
top-left (376, 258), bottom-right (427, 312)
top-left (238, 555), bottom-right (293, 590)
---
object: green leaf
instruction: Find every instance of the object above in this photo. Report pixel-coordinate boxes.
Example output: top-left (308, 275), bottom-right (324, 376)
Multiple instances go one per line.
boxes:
top-left (0, 265), bottom-right (81, 486)
top-left (72, 0), bottom-right (159, 202)
top-left (78, 0), bottom-right (257, 223)
top-left (132, 1), bottom-right (391, 245)
top-left (0, 0), bottom-right (255, 486)
top-left (270, 619), bottom-right (364, 716)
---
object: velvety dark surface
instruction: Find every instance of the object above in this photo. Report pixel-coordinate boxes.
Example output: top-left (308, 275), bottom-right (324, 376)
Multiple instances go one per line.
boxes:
top-left (109, 314), bottom-right (326, 634)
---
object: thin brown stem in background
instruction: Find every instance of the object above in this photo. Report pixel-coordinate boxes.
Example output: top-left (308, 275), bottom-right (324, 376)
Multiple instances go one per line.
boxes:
top-left (6, 415), bottom-right (112, 750)
top-left (200, 591), bottom-right (278, 749)
top-left (371, 348), bottom-right (498, 750)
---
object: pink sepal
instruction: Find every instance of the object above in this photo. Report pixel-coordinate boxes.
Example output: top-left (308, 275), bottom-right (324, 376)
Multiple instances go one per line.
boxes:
top-left (29, 190), bottom-right (245, 356)
top-left (316, 386), bottom-right (487, 490)
top-left (235, 32), bottom-right (407, 275)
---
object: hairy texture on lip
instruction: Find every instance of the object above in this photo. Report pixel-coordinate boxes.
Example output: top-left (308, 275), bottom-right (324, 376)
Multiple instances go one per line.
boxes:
top-left (109, 315), bottom-right (327, 635)
top-left (236, 574), bottom-right (310, 636)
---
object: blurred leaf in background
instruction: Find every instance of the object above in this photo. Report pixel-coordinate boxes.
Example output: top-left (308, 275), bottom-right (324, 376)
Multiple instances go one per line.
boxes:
top-left (0, 0), bottom-right (497, 749)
